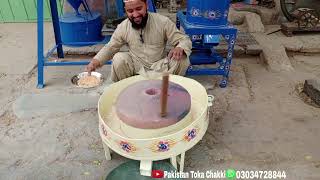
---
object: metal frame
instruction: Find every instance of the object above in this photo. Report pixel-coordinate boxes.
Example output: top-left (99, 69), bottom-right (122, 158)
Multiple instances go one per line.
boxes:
top-left (37, 0), bottom-right (236, 88)
top-left (176, 11), bottom-right (238, 88)
top-left (37, 0), bottom-right (112, 88)
top-left (37, 0), bottom-right (157, 88)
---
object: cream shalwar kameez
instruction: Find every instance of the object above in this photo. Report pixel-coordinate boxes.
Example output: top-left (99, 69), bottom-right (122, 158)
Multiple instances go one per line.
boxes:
top-left (94, 12), bottom-right (192, 82)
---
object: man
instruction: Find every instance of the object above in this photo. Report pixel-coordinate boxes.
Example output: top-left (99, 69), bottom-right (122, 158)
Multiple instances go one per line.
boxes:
top-left (86, 0), bottom-right (192, 82)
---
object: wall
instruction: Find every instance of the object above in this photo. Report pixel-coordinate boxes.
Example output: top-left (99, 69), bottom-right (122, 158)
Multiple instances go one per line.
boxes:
top-left (0, 0), bottom-right (63, 23)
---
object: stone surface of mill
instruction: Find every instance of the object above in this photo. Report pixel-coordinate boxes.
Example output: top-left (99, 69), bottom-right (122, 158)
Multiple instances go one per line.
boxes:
top-left (115, 80), bottom-right (191, 129)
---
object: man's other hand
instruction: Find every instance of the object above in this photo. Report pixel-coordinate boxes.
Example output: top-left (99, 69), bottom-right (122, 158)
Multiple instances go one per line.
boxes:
top-left (86, 59), bottom-right (102, 75)
top-left (168, 47), bottom-right (185, 61)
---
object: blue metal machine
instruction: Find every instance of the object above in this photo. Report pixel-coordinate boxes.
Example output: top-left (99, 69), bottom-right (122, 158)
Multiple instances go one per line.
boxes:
top-left (37, 0), bottom-right (156, 88)
top-left (59, 0), bottom-right (104, 46)
top-left (177, 0), bottom-right (238, 87)
top-left (37, 0), bottom-right (236, 88)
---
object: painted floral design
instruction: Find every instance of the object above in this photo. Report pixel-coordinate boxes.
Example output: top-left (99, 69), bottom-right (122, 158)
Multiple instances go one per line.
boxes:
top-left (100, 124), bottom-right (107, 137)
top-left (184, 128), bottom-right (197, 142)
top-left (120, 141), bottom-right (136, 153)
top-left (150, 140), bottom-right (176, 152)
top-left (158, 141), bottom-right (170, 152)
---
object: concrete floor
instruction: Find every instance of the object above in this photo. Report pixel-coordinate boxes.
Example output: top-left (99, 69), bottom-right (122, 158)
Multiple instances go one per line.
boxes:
top-left (0, 23), bottom-right (320, 180)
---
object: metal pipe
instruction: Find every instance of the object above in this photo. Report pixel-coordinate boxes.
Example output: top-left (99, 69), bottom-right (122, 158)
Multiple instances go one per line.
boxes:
top-left (37, 0), bottom-right (44, 88)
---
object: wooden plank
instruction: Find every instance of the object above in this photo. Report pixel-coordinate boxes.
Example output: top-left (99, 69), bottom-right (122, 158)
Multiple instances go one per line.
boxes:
top-left (23, 0), bottom-right (37, 21)
top-left (57, 0), bottom-right (64, 15)
top-left (44, 0), bottom-right (63, 18)
top-left (44, 0), bottom-right (52, 20)
top-left (0, 8), bottom-right (4, 23)
top-left (0, 0), bottom-right (15, 22)
top-left (34, 0), bottom-right (51, 20)
top-left (0, 0), bottom-right (63, 22)
top-left (10, 0), bottom-right (29, 21)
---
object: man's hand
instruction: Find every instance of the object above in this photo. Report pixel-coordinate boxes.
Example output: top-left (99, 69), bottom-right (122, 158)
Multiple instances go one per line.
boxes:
top-left (86, 59), bottom-right (102, 75)
top-left (168, 47), bottom-right (185, 61)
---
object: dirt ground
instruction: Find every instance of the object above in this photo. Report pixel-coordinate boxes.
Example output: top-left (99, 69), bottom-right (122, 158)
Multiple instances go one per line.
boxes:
top-left (0, 23), bottom-right (320, 180)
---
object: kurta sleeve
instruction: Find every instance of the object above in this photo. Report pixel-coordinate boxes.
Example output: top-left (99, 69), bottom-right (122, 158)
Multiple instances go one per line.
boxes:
top-left (164, 18), bottom-right (192, 56)
top-left (93, 23), bottom-right (126, 64)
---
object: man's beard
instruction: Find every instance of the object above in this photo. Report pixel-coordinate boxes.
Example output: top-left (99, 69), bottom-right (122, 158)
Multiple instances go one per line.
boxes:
top-left (129, 13), bottom-right (148, 30)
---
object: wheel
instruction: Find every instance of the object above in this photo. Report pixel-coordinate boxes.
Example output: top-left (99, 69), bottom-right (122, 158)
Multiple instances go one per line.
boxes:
top-left (280, 0), bottom-right (298, 21)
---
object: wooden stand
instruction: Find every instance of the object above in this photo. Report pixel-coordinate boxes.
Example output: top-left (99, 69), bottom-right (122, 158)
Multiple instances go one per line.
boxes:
top-left (281, 22), bottom-right (320, 37)
top-left (160, 73), bottom-right (169, 117)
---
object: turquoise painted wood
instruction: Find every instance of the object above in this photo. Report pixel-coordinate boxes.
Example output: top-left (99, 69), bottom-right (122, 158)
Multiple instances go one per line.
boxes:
top-left (0, 0), bottom-right (15, 22)
top-left (24, 0), bottom-right (38, 21)
top-left (0, 7), bottom-right (4, 22)
top-left (0, 0), bottom-right (64, 23)
top-left (11, 0), bottom-right (29, 21)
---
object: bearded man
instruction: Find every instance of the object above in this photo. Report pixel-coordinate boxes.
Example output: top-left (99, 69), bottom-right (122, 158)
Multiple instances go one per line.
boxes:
top-left (86, 0), bottom-right (192, 82)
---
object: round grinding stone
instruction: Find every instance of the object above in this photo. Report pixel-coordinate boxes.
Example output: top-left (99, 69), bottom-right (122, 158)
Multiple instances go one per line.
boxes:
top-left (115, 80), bottom-right (191, 129)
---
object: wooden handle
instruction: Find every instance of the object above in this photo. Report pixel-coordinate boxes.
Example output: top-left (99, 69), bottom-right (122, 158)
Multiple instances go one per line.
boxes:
top-left (160, 72), bottom-right (169, 117)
